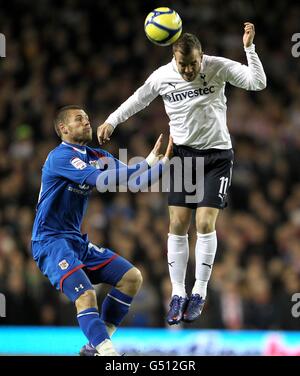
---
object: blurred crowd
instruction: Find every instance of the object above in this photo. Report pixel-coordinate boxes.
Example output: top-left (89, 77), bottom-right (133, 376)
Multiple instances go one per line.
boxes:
top-left (0, 0), bottom-right (300, 330)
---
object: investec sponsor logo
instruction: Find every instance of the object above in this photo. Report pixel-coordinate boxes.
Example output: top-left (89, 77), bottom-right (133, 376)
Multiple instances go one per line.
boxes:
top-left (164, 86), bottom-right (215, 102)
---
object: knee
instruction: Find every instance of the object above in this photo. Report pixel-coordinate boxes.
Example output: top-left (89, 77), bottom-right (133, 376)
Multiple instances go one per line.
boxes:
top-left (169, 217), bottom-right (189, 235)
top-left (196, 218), bottom-right (215, 234)
top-left (75, 289), bottom-right (97, 312)
top-left (116, 267), bottom-right (143, 296)
top-left (196, 208), bottom-right (219, 234)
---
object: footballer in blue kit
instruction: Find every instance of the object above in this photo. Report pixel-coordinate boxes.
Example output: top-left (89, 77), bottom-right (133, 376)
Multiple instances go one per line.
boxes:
top-left (31, 105), bottom-right (172, 356)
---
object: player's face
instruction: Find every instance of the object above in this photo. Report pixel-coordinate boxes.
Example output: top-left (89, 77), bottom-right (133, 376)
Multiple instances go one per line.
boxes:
top-left (62, 109), bottom-right (92, 145)
top-left (174, 48), bottom-right (203, 82)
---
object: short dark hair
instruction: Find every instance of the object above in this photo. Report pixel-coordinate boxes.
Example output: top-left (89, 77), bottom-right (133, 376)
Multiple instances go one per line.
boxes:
top-left (172, 33), bottom-right (202, 55)
top-left (54, 105), bottom-right (83, 138)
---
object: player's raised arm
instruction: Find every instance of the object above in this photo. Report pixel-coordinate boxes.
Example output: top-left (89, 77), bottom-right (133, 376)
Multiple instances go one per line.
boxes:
top-left (219, 22), bottom-right (266, 91)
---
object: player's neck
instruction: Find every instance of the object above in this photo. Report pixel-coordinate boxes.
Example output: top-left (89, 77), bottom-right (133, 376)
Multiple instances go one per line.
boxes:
top-left (61, 138), bottom-right (87, 147)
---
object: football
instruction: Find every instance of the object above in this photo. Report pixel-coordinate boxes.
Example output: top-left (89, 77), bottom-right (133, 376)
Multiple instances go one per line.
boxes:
top-left (144, 7), bottom-right (182, 46)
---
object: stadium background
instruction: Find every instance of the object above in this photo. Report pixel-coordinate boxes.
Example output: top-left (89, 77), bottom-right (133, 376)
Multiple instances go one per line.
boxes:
top-left (0, 0), bottom-right (300, 355)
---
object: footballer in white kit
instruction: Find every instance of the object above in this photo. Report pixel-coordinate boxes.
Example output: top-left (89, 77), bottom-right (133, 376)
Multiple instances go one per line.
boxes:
top-left (98, 23), bottom-right (266, 325)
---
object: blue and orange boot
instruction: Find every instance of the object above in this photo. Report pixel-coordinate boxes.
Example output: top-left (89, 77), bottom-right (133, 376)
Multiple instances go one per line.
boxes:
top-left (182, 294), bottom-right (205, 323)
top-left (166, 295), bottom-right (189, 325)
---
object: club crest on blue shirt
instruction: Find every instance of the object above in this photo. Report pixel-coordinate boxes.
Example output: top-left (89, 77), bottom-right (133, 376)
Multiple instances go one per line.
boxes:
top-left (58, 259), bottom-right (69, 270)
top-left (71, 157), bottom-right (87, 170)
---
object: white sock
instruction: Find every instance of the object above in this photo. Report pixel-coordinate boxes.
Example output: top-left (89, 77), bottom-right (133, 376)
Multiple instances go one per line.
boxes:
top-left (192, 231), bottom-right (217, 299)
top-left (167, 233), bottom-right (189, 297)
top-left (95, 338), bottom-right (119, 356)
top-left (105, 323), bottom-right (117, 337)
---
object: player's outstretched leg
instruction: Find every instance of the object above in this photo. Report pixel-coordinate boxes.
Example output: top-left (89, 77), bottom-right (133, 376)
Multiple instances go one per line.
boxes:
top-left (166, 233), bottom-right (189, 325)
top-left (183, 208), bottom-right (218, 323)
top-left (183, 231), bottom-right (217, 322)
top-left (166, 207), bottom-right (192, 325)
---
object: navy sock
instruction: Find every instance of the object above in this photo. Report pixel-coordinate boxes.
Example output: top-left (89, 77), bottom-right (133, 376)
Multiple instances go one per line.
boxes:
top-left (101, 288), bottom-right (133, 326)
top-left (77, 307), bottom-right (109, 347)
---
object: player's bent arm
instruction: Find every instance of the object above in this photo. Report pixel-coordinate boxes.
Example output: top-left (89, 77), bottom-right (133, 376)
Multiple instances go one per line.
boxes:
top-left (222, 44), bottom-right (267, 91)
top-left (94, 158), bottom-right (169, 192)
top-left (49, 147), bottom-right (156, 188)
top-left (90, 135), bottom-right (172, 190)
top-left (105, 71), bottom-right (161, 128)
top-left (86, 138), bottom-right (164, 186)
top-left (84, 152), bottom-right (164, 187)
top-left (85, 159), bottom-right (147, 186)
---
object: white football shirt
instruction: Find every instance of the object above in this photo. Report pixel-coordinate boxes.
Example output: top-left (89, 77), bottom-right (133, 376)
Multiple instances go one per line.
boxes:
top-left (106, 44), bottom-right (266, 150)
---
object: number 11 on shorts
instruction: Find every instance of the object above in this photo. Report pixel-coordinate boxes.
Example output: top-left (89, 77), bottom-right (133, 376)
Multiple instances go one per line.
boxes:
top-left (219, 176), bottom-right (229, 195)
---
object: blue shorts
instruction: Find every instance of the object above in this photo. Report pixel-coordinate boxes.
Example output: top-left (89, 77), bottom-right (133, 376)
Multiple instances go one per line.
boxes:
top-left (31, 236), bottom-right (133, 299)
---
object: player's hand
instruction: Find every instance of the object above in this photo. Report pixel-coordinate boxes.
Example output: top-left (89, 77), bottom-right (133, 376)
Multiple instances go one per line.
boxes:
top-left (152, 133), bottom-right (173, 161)
top-left (243, 22), bottom-right (255, 48)
top-left (97, 122), bottom-right (114, 145)
top-left (146, 134), bottom-right (173, 166)
top-left (146, 134), bottom-right (164, 166)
